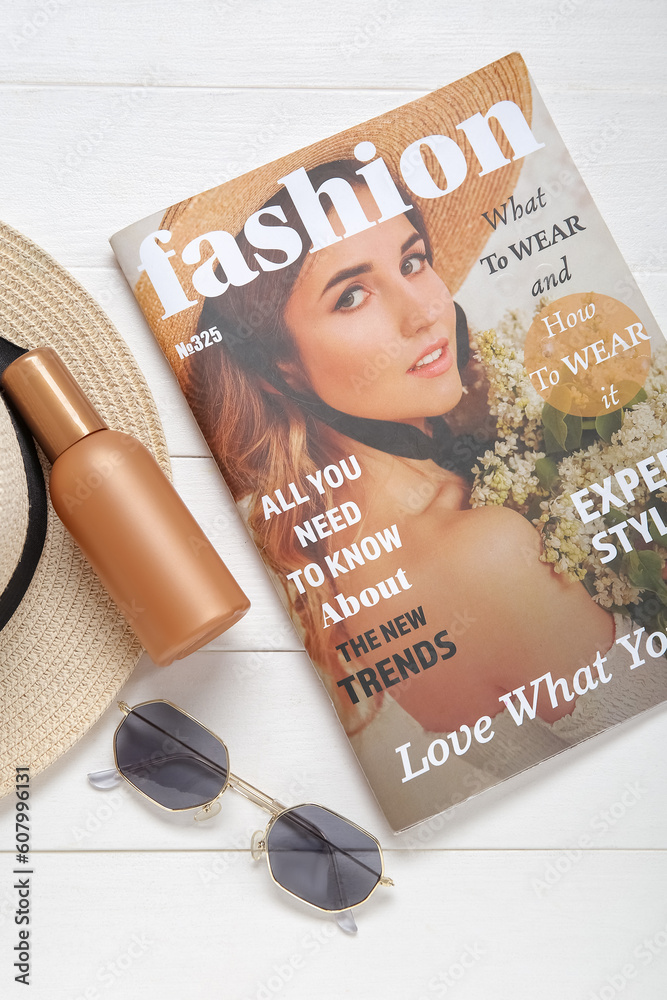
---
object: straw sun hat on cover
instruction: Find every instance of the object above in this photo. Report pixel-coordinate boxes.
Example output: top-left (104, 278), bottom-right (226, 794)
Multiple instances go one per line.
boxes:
top-left (0, 221), bottom-right (170, 798)
top-left (134, 52), bottom-right (533, 363)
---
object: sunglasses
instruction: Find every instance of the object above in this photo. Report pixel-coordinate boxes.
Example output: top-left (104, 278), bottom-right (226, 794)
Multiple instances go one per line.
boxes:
top-left (87, 699), bottom-right (392, 932)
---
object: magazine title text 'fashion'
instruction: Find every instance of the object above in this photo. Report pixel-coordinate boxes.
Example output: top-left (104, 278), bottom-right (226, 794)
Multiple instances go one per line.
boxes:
top-left (137, 100), bottom-right (545, 319)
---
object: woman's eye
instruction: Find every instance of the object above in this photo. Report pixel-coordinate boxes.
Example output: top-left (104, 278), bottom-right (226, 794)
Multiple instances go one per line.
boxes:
top-left (401, 253), bottom-right (427, 276)
top-left (335, 286), bottom-right (366, 311)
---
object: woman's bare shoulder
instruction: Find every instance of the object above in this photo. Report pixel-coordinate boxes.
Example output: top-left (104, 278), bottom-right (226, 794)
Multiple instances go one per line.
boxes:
top-left (459, 504), bottom-right (543, 564)
top-left (402, 502), bottom-right (542, 572)
top-left (460, 503), bottom-right (538, 532)
top-left (397, 501), bottom-right (595, 642)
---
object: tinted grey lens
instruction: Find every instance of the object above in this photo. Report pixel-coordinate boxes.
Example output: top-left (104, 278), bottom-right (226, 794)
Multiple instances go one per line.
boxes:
top-left (115, 702), bottom-right (228, 809)
top-left (266, 805), bottom-right (382, 911)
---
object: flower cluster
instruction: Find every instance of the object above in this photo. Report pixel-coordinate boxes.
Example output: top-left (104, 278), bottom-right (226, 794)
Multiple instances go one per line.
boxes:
top-left (474, 325), bottom-right (543, 446)
top-left (471, 313), bottom-right (667, 622)
top-left (470, 325), bottom-right (546, 511)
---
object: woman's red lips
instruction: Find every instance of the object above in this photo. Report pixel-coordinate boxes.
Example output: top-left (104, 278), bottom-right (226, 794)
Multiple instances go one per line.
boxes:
top-left (407, 338), bottom-right (452, 377)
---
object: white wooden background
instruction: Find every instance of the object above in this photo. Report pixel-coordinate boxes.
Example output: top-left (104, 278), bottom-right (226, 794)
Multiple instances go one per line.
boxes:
top-left (1, 2), bottom-right (667, 997)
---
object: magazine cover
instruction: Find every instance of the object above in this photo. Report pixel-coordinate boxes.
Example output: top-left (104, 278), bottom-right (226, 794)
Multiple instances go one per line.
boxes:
top-left (111, 52), bottom-right (667, 832)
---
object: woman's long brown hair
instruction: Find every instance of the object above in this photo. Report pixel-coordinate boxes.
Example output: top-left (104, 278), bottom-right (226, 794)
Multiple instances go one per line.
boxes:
top-left (185, 160), bottom-right (432, 732)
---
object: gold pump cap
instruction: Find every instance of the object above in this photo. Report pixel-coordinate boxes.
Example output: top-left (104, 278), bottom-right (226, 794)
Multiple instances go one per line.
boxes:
top-left (1, 347), bottom-right (107, 463)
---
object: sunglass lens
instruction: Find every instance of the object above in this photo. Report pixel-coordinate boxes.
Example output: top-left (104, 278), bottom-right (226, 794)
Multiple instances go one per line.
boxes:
top-left (114, 702), bottom-right (228, 809)
top-left (266, 805), bottom-right (382, 911)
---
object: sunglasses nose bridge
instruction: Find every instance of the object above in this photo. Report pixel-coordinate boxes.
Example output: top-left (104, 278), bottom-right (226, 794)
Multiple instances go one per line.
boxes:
top-left (227, 772), bottom-right (284, 814)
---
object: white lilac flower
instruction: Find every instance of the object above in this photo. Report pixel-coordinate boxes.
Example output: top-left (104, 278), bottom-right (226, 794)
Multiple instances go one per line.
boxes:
top-left (471, 318), bottom-right (667, 617)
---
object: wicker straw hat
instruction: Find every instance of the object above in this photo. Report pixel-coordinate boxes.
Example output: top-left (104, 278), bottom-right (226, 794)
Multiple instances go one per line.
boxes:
top-left (0, 220), bottom-right (170, 798)
top-left (132, 52), bottom-right (533, 366)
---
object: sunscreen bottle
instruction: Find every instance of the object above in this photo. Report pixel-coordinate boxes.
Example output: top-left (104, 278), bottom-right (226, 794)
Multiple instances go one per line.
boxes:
top-left (2, 347), bottom-right (250, 665)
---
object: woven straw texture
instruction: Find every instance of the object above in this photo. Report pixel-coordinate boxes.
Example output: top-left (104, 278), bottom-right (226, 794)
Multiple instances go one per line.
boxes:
top-left (0, 220), bottom-right (170, 797)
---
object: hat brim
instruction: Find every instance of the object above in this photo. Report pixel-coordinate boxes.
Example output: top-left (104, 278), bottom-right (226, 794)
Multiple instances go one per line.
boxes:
top-left (0, 221), bottom-right (170, 797)
top-left (134, 52), bottom-right (532, 366)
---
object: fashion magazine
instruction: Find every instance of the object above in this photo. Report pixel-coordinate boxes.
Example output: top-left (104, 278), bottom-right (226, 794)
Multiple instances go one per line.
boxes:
top-left (110, 53), bottom-right (667, 831)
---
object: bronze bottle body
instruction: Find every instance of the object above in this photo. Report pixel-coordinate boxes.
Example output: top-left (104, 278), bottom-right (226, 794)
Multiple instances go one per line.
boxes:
top-left (3, 348), bottom-right (249, 665)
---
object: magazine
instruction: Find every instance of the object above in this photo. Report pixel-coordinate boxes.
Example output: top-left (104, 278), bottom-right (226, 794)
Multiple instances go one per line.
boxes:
top-left (110, 52), bottom-right (667, 832)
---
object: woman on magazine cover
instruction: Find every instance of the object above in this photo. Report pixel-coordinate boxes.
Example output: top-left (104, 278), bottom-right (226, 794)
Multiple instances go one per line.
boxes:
top-left (184, 159), bottom-right (667, 809)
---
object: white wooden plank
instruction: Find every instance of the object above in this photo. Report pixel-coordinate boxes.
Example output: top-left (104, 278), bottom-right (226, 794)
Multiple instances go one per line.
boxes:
top-left (1, 650), bottom-right (666, 851)
top-left (0, 0), bottom-right (665, 92)
top-left (0, 87), bottom-right (663, 273)
top-left (0, 849), bottom-right (665, 999)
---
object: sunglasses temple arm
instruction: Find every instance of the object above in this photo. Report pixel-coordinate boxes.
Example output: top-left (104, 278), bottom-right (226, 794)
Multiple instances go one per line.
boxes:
top-left (87, 751), bottom-right (227, 790)
top-left (227, 772), bottom-right (284, 815)
top-left (336, 910), bottom-right (358, 935)
top-left (87, 768), bottom-right (123, 789)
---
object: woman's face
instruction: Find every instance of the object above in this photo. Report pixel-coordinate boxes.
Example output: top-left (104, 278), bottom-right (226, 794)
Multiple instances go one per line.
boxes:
top-left (282, 189), bottom-right (463, 430)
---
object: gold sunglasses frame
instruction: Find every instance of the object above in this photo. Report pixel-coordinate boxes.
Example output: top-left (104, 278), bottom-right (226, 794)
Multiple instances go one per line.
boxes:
top-left (109, 698), bottom-right (393, 916)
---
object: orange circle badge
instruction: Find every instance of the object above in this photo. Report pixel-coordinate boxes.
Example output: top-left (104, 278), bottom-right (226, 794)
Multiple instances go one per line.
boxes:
top-left (523, 293), bottom-right (651, 417)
